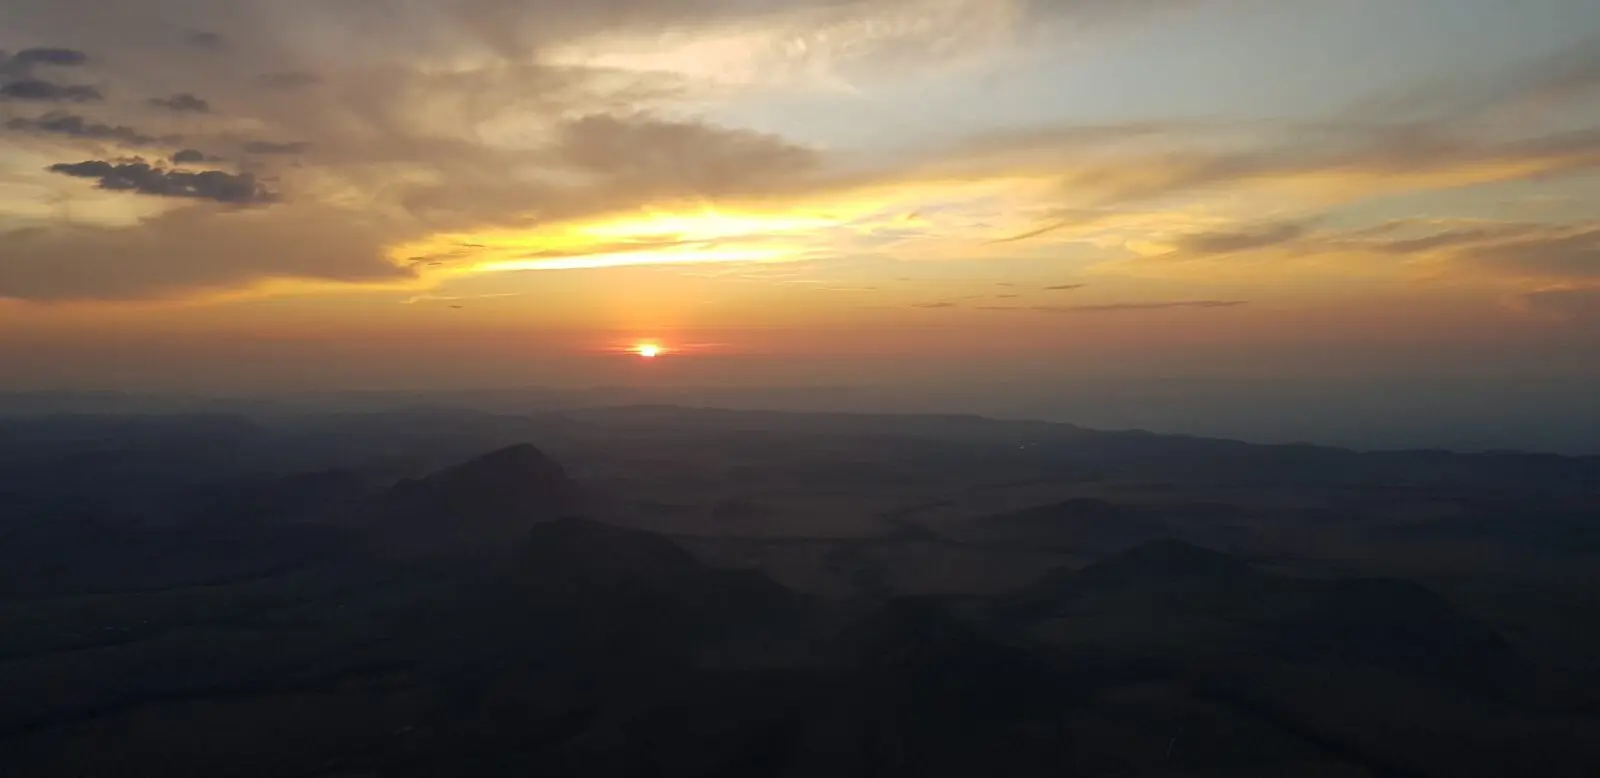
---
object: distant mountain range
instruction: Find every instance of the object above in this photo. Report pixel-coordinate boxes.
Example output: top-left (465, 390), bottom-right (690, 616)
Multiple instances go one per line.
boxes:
top-left (1, 421), bottom-right (1598, 775)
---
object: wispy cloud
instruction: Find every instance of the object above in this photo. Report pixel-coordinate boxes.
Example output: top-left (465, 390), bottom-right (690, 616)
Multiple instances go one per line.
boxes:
top-left (400, 292), bottom-right (524, 305)
top-left (1173, 221), bottom-right (1309, 255)
top-left (969, 300), bottom-right (1250, 314)
top-left (6, 112), bottom-right (176, 146)
top-left (0, 79), bottom-right (101, 102)
top-left (149, 93), bottom-right (211, 113)
top-left (1056, 300), bottom-right (1249, 313)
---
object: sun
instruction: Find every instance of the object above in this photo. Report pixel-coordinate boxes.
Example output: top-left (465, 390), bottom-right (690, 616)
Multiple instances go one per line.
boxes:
top-left (632, 343), bottom-right (663, 359)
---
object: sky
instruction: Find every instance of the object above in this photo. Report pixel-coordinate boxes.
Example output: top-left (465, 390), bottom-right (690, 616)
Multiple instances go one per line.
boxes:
top-left (1, 0), bottom-right (1598, 449)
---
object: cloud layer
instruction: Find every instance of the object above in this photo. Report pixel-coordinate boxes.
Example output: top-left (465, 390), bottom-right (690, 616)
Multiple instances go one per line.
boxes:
top-left (1, 0), bottom-right (1598, 306)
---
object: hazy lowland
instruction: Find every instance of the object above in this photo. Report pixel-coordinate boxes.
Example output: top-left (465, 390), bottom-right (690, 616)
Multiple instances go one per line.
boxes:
top-left (1, 403), bottom-right (1597, 777)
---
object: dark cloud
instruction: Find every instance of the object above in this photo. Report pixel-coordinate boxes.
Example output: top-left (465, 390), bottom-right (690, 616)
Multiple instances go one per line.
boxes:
top-left (912, 301), bottom-right (958, 309)
top-left (6, 112), bottom-right (174, 146)
top-left (0, 79), bottom-right (102, 102)
top-left (1174, 221), bottom-right (1308, 255)
top-left (171, 148), bottom-right (211, 164)
top-left (149, 93), bottom-right (211, 113)
top-left (1044, 284), bottom-right (1086, 291)
top-left (16, 48), bottom-right (88, 67)
top-left (48, 160), bottom-right (276, 204)
top-left (0, 47), bottom-right (90, 80)
top-left (4, 47), bottom-right (89, 70)
top-left (988, 218), bottom-right (1078, 245)
top-left (184, 30), bottom-right (224, 48)
top-left (243, 140), bottom-right (312, 154)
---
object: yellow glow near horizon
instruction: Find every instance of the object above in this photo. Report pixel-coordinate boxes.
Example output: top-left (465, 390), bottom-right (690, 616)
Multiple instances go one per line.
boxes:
top-left (474, 245), bottom-right (791, 272)
top-left (394, 177), bottom-right (1067, 280)
top-left (632, 343), bottom-right (663, 358)
top-left (577, 210), bottom-right (844, 242)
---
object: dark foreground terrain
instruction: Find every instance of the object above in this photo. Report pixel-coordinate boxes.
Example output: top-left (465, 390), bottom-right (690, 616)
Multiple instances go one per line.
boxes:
top-left (1, 407), bottom-right (1598, 777)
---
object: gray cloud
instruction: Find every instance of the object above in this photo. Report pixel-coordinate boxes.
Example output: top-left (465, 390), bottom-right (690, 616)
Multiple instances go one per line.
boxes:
top-left (0, 79), bottom-right (102, 102)
top-left (48, 160), bottom-right (276, 204)
top-left (171, 148), bottom-right (212, 164)
top-left (1044, 284), bottom-right (1086, 291)
top-left (1174, 221), bottom-right (1308, 255)
top-left (13, 48), bottom-right (89, 67)
top-left (184, 30), bottom-right (224, 48)
top-left (149, 93), bottom-right (211, 113)
top-left (0, 47), bottom-right (89, 78)
top-left (6, 112), bottom-right (175, 146)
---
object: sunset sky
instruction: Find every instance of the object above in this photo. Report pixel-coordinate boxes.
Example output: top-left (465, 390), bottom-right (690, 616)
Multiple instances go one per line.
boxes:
top-left (2, 1), bottom-right (1597, 446)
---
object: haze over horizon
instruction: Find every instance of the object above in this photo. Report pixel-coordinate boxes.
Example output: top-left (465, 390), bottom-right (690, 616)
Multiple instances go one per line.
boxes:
top-left (3, 0), bottom-right (1598, 452)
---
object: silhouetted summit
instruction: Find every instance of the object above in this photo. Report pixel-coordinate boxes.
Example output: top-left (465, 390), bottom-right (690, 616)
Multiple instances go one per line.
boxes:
top-left (519, 517), bottom-right (803, 655)
top-left (411, 444), bottom-right (579, 508)
top-left (525, 516), bottom-right (705, 585)
top-left (827, 597), bottom-right (1001, 668)
top-left (954, 498), bottom-right (1168, 552)
top-left (380, 444), bottom-right (584, 548)
top-left (1001, 539), bottom-right (1270, 625)
top-left (1004, 540), bottom-right (1525, 695)
top-left (1072, 538), bottom-right (1261, 585)
top-left (1290, 577), bottom-right (1519, 687)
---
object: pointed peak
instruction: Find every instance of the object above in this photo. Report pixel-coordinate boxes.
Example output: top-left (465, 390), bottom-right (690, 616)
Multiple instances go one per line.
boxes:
top-left (378, 444), bottom-right (584, 549)
top-left (1076, 539), bottom-right (1257, 583)
top-left (526, 517), bottom-right (699, 580)
top-left (442, 443), bottom-right (563, 475)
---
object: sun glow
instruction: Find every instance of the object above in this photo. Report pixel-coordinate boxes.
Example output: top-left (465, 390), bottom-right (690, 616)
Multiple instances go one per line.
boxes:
top-left (632, 343), bottom-right (664, 358)
top-left (396, 180), bottom-right (1071, 278)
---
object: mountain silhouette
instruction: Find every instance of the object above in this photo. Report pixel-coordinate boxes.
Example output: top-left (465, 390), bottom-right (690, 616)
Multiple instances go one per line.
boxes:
top-left (953, 498), bottom-right (1170, 553)
top-left (378, 444), bottom-right (585, 550)
top-left (517, 517), bottom-right (805, 664)
top-left (1003, 540), bottom-right (1522, 693)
